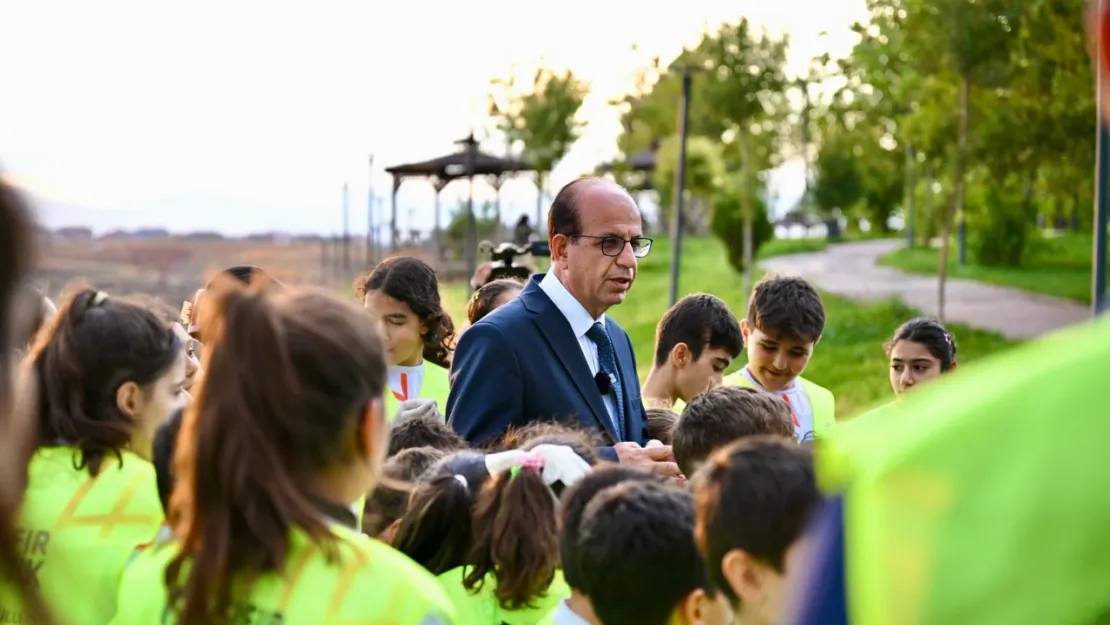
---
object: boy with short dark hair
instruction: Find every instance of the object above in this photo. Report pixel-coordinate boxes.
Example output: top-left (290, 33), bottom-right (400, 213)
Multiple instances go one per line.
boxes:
top-left (642, 294), bottom-right (743, 411)
top-left (576, 481), bottom-right (733, 625)
top-left (387, 415), bottom-right (468, 457)
top-left (672, 386), bottom-right (793, 477)
top-left (554, 465), bottom-right (663, 625)
top-left (692, 437), bottom-right (820, 625)
top-left (362, 446), bottom-right (446, 539)
top-left (726, 275), bottom-right (835, 441)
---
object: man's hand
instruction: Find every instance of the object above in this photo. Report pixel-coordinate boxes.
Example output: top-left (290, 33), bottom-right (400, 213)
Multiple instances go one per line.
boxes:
top-left (613, 441), bottom-right (681, 478)
top-left (395, 399), bottom-right (442, 423)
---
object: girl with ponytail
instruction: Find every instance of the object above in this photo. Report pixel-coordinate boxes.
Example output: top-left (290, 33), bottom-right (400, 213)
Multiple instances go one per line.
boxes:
top-left (110, 280), bottom-right (455, 625)
top-left (394, 445), bottom-right (590, 624)
top-left (4, 285), bottom-right (187, 625)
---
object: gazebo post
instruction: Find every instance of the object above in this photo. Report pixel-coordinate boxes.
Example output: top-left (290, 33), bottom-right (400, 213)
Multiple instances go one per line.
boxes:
top-left (434, 177), bottom-right (449, 262)
top-left (390, 175), bottom-right (401, 252)
top-left (490, 174), bottom-right (504, 241)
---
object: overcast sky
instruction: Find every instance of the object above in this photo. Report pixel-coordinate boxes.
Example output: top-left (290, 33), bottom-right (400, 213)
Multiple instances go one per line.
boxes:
top-left (0, 0), bottom-right (866, 235)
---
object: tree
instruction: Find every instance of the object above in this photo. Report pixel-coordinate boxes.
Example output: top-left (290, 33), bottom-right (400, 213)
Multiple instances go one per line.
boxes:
top-left (812, 133), bottom-right (863, 218)
top-left (652, 134), bottom-right (726, 232)
top-left (489, 67), bottom-right (589, 226)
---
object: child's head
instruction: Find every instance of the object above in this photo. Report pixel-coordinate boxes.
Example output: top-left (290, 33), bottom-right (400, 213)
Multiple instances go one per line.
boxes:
top-left (357, 256), bottom-right (455, 368)
top-left (501, 421), bottom-right (601, 467)
top-left (692, 437), bottom-right (820, 624)
top-left (363, 445), bottom-right (446, 539)
top-left (168, 282), bottom-right (390, 624)
top-left (576, 481), bottom-right (733, 625)
top-left (387, 415), bottom-right (468, 457)
top-left (392, 451), bottom-right (490, 574)
top-left (743, 276), bottom-right (825, 392)
top-left (654, 294), bottom-right (743, 402)
top-left (152, 407), bottom-right (185, 515)
top-left (29, 287), bottom-right (188, 473)
top-left (558, 465), bottom-right (662, 595)
top-left (886, 317), bottom-right (958, 394)
top-left (467, 278), bottom-right (524, 325)
top-left (646, 408), bottom-right (679, 444)
top-left (673, 386), bottom-right (793, 477)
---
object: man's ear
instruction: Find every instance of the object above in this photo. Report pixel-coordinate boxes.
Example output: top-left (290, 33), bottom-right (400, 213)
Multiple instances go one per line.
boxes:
top-left (116, 381), bottom-right (142, 418)
top-left (721, 548), bottom-right (773, 606)
top-left (550, 234), bottom-right (570, 266)
top-left (671, 342), bottom-right (692, 368)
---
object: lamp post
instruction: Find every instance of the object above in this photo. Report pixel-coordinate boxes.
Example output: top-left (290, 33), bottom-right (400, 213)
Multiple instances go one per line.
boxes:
top-left (1095, 4), bottom-right (1109, 315)
top-left (669, 67), bottom-right (694, 307)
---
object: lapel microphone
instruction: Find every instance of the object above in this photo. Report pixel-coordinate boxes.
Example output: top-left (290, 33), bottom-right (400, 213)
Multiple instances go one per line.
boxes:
top-left (595, 371), bottom-right (612, 395)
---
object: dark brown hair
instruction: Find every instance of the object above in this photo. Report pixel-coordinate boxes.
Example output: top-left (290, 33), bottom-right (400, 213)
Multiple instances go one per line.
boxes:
top-left (464, 465), bottom-right (560, 610)
top-left (673, 386), bottom-right (794, 477)
top-left (467, 278), bottom-right (524, 325)
top-left (501, 421), bottom-right (601, 466)
top-left (362, 446), bottom-right (446, 537)
top-left (392, 451), bottom-right (490, 574)
top-left (886, 317), bottom-right (958, 371)
top-left (355, 256), bottom-right (455, 368)
top-left (0, 175), bottom-right (53, 624)
top-left (692, 437), bottom-right (819, 607)
top-left (548, 177), bottom-right (597, 239)
top-left (166, 281), bottom-right (388, 625)
top-left (28, 286), bottom-right (181, 476)
top-left (747, 275), bottom-right (826, 343)
top-left (654, 293), bottom-right (743, 366)
top-left (387, 415), bottom-right (468, 457)
top-left (645, 408), bottom-right (679, 444)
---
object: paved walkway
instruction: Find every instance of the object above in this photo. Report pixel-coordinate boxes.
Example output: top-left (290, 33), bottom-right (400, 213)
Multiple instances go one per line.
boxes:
top-left (759, 239), bottom-right (1090, 340)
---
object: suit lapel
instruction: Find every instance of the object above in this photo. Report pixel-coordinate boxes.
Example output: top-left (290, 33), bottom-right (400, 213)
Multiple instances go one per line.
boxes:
top-left (609, 320), bottom-right (639, 439)
top-left (523, 278), bottom-right (620, 443)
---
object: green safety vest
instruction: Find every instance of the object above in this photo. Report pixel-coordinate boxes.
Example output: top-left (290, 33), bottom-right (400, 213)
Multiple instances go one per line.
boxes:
top-left (672, 371), bottom-right (837, 439)
top-left (111, 523), bottom-right (457, 624)
top-left (385, 362), bottom-right (452, 422)
top-left (0, 447), bottom-right (164, 625)
top-left (435, 567), bottom-right (569, 625)
top-left (817, 317), bottom-right (1110, 625)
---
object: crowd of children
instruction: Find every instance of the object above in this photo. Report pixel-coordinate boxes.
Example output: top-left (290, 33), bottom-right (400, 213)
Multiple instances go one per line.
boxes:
top-left (0, 174), bottom-right (972, 624)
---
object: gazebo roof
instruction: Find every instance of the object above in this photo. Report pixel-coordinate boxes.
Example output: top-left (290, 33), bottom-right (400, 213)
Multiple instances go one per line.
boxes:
top-left (598, 148), bottom-right (658, 174)
top-left (385, 149), bottom-right (534, 181)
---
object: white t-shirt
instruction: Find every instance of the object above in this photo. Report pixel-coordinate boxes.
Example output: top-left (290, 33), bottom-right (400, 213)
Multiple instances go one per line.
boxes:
top-left (740, 367), bottom-right (815, 443)
top-left (387, 364), bottom-right (425, 403)
top-left (552, 600), bottom-right (592, 625)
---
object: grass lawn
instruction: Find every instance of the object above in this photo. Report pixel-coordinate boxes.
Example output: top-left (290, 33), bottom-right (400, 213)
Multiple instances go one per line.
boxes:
top-left (877, 233), bottom-right (1103, 304)
top-left (442, 235), bottom-right (1018, 418)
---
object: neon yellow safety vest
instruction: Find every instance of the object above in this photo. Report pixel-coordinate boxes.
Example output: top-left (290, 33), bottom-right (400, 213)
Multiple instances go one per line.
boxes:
top-left (385, 362), bottom-right (452, 422)
top-left (672, 371), bottom-right (837, 439)
top-left (435, 567), bottom-right (569, 625)
top-left (816, 317), bottom-right (1110, 625)
top-left (111, 523), bottom-right (456, 624)
top-left (0, 447), bottom-right (164, 625)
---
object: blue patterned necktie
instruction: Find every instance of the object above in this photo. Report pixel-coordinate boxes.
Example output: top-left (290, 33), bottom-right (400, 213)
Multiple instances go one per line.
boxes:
top-left (586, 321), bottom-right (625, 440)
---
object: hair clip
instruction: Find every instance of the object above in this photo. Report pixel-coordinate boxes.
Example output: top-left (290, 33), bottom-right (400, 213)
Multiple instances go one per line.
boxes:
top-left (509, 452), bottom-right (545, 479)
top-left (453, 474), bottom-right (468, 488)
top-left (92, 291), bottom-right (109, 306)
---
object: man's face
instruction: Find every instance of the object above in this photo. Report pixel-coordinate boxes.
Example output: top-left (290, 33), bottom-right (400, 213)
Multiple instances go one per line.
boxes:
top-left (551, 181), bottom-right (644, 318)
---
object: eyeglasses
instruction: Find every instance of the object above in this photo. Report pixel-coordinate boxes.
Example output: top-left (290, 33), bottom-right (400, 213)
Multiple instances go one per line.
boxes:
top-left (572, 235), bottom-right (653, 258)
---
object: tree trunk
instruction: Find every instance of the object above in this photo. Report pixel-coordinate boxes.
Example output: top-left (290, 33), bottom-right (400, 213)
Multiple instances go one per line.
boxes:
top-left (937, 74), bottom-right (971, 323)
top-left (739, 125), bottom-right (754, 298)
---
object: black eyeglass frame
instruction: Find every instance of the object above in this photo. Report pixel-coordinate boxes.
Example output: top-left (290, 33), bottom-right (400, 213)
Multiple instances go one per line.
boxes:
top-left (569, 234), bottom-right (654, 258)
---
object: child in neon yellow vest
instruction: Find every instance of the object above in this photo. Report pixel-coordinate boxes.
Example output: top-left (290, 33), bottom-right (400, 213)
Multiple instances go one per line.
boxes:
top-left (0, 289), bottom-right (187, 625)
top-left (356, 256), bottom-right (456, 421)
top-left (111, 285), bottom-right (454, 624)
top-left (676, 277), bottom-right (835, 441)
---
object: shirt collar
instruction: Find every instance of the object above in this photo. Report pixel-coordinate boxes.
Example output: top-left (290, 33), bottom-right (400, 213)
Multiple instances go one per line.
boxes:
top-left (539, 269), bottom-right (606, 340)
top-left (553, 599), bottom-right (593, 625)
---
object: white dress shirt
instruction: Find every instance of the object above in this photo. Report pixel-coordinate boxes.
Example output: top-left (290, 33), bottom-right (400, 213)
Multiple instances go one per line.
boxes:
top-left (551, 599), bottom-right (593, 625)
top-left (539, 270), bottom-right (619, 430)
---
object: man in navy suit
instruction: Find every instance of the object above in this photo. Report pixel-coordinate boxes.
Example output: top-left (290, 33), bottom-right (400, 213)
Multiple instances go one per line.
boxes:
top-left (447, 177), bottom-right (678, 472)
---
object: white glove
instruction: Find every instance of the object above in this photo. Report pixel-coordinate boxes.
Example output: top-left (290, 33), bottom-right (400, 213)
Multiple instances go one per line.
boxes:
top-left (394, 399), bottom-right (442, 423)
top-left (484, 449), bottom-right (529, 476)
top-left (529, 444), bottom-right (592, 488)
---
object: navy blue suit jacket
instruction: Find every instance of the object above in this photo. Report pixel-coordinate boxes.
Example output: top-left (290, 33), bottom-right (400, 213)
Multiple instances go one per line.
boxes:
top-left (447, 275), bottom-right (647, 458)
